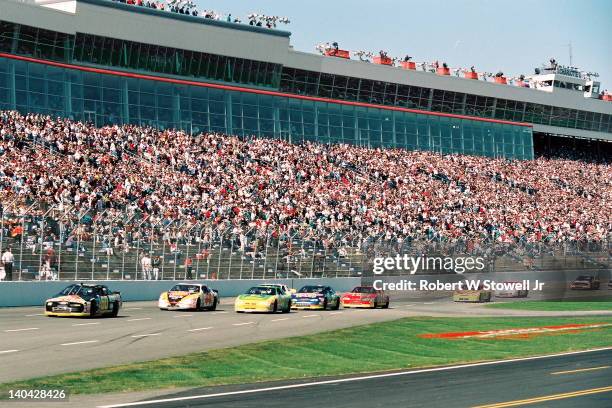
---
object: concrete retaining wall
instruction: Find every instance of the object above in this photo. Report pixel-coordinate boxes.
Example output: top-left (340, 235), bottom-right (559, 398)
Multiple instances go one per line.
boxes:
top-left (0, 278), bottom-right (361, 307)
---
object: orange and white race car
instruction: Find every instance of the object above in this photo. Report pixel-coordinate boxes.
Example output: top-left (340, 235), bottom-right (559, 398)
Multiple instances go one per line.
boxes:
top-left (158, 283), bottom-right (219, 311)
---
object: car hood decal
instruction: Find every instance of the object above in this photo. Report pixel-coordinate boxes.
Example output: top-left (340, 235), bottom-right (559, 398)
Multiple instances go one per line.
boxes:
top-left (46, 295), bottom-right (84, 303)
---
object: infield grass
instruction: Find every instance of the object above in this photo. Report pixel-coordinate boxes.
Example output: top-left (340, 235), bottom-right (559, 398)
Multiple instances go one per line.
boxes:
top-left (1, 316), bottom-right (611, 396)
top-left (487, 299), bottom-right (612, 311)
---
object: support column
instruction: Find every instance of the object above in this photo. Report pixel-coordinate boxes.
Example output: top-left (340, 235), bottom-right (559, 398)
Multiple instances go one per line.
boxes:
top-left (8, 61), bottom-right (16, 110)
top-left (64, 70), bottom-right (72, 117)
top-left (225, 92), bottom-right (233, 135)
top-left (122, 78), bottom-right (129, 124)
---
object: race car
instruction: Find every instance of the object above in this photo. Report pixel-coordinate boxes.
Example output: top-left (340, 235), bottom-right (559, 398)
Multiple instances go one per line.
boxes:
top-left (158, 283), bottom-right (219, 311)
top-left (291, 285), bottom-right (340, 310)
top-left (570, 275), bottom-right (600, 290)
top-left (45, 283), bottom-right (122, 317)
top-left (453, 283), bottom-right (492, 302)
top-left (341, 286), bottom-right (389, 308)
top-left (495, 281), bottom-right (529, 298)
top-left (234, 285), bottom-right (292, 313)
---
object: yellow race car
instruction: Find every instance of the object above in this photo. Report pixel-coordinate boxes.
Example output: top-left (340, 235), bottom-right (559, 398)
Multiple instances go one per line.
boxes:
top-left (235, 285), bottom-right (292, 313)
top-left (158, 283), bottom-right (219, 311)
top-left (45, 283), bottom-right (122, 317)
top-left (453, 283), bottom-right (492, 303)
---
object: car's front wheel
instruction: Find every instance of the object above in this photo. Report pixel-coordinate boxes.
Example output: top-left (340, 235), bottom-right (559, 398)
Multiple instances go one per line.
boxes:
top-left (332, 299), bottom-right (340, 310)
top-left (282, 300), bottom-right (291, 313)
top-left (209, 298), bottom-right (218, 311)
top-left (272, 300), bottom-right (278, 313)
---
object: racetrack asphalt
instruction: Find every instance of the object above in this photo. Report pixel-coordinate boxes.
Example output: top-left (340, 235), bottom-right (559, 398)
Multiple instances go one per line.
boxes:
top-left (1, 296), bottom-right (611, 384)
top-left (95, 348), bottom-right (612, 408)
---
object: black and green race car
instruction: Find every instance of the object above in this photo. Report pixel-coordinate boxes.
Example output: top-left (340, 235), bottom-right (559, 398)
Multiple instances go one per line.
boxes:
top-left (291, 285), bottom-right (340, 310)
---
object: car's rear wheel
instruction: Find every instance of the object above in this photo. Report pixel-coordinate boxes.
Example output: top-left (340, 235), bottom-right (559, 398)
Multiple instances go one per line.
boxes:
top-left (209, 298), bottom-right (217, 311)
top-left (89, 301), bottom-right (97, 318)
top-left (332, 299), bottom-right (340, 310)
top-left (323, 299), bottom-right (328, 310)
top-left (282, 300), bottom-right (291, 313)
top-left (382, 300), bottom-right (389, 309)
top-left (196, 299), bottom-right (201, 311)
top-left (110, 302), bottom-right (119, 317)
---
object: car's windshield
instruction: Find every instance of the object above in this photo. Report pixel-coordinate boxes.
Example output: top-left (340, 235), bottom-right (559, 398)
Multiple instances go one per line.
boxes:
top-left (55, 284), bottom-right (97, 300)
top-left (247, 287), bottom-right (276, 295)
top-left (170, 285), bottom-right (200, 293)
top-left (299, 286), bottom-right (325, 293)
top-left (351, 287), bottom-right (376, 294)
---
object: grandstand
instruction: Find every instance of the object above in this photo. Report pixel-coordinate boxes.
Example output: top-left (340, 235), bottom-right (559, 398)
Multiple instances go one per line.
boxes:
top-left (0, 111), bottom-right (610, 281)
top-left (0, 0), bottom-right (610, 281)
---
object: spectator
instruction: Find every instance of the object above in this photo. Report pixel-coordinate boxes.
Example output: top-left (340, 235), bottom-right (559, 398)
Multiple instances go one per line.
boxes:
top-left (140, 253), bottom-right (152, 280)
top-left (184, 256), bottom-right (193, 279)
top-left (2, 247), bottom-right (14, 281)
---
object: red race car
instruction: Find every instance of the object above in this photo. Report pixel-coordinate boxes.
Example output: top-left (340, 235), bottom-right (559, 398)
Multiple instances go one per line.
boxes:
top-left (341, 286), bottom-right (389, 309)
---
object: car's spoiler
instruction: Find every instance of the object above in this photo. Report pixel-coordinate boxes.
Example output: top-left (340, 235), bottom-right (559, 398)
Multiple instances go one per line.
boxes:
top-left (212, 289), bottom-right (219, 295)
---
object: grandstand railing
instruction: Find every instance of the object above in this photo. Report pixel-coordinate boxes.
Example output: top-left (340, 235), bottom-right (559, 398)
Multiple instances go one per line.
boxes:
top-left (0, 202), bottom-right (609, 282)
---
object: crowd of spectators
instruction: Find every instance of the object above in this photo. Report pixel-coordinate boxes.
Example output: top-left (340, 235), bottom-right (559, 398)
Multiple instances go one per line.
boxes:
top-left (1, 110), bottom-right (609, 257)
top-left (110, 0), bottom-right (289, 28)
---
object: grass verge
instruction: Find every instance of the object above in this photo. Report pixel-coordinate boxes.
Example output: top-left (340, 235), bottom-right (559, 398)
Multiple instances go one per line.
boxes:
top-left (1, 316), bottom-right (611, 396)
top-left (487, 299), bottom-right (612, 311)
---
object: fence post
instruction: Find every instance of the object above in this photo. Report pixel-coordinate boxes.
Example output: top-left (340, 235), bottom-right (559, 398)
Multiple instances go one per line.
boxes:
top-left (274, 232), bottom-right (281, 279)
top-left (38, 214), bottom-right (46, 279)
top-left (227, 231), bottom-right (235, 280)
top-left (161, 229), bottom-right (167, 280)
top-left (195, 227), bottom-right (203, 279)
top-left (73, 211), bottom-right (87, 281)
top-left (217, 230), bottom-right (224, 279)
top-left (18, 213), bottom-right (26, 281)
top-left (0, 203), bottom-right (5, 256)
top-left (262, 233), bottom-right (270, 280)
top-left (91, 220), bottom-right (98, 280)
top-left (135, 221), bottom-right (147, 280)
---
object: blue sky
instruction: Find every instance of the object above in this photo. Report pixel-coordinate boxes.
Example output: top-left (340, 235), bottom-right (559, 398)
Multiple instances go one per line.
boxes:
top-left (194, 0), bottom-right (612, 88)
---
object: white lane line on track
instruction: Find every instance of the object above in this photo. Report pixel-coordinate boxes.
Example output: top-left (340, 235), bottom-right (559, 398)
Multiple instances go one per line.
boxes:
top-left (124, 308), bottom-right (142, 310)
top-left (131, 333), bottom-right (161, 338)
top-left (174, 315), bottom-right (193, 318)
top-left (270, 318), bottom-right (289, 322)
top-left (329, 312), bottom-right (343, 315)
top-left (97, 347), bottom-right (612, 408)
top-left (551, 365), bottom-right (610, 375)
top-left (403, 304), bottom-right (416, 307)
top-left (0, 350), bottom-right (19, 354)
top-left (216, 311), bottom-right (228, 314)
top-left (72, 322), bottom-right (101, 327)
top-left (187, 327), bottom-right (213, 332)
top-left (232, 322), bottom-right (254, 326)
top-left (127, 318), bottom-right (152, 322)
top-left (302, 314), bottom-right (318, 318)
top-left (4, 327), bottom-right (39, 333)
top-left (25, 313), bottom-right (45, 317)
top-left (60, 340), bottom-right (99, 346)
top-left (423, 302), bottom-right (436, 305)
